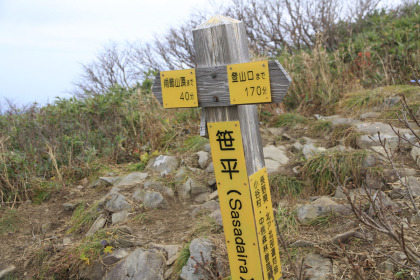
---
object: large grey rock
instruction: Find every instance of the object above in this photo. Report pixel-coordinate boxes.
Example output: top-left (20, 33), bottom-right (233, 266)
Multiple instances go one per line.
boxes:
top-left (112, 211), bottom-right (130, 224)
top-left (144, 180), bottom-right (175, 197)
top-left (355, 122), bottom-right (409, 136)
top-left (303, 253), bottom-right (332, 280)
top-left (179, 178), bottom-right (211, 201)
top-left (132, 189), bottom-right (146, 203)
top-left (142, 191), bottom-right (168, 209)
top-left (302, 143), bottom-right (320, 160)
top-left (205, 162), bottom-right (214, 173)
top-left (291, 142), bottom-right (304, 153)
top-left (180, 238), bottom-right (215, 280)
top-left (104, 248), bottom-right (165, 280)
top-left (80, 249), bottom-right (130, 280)
top-left (175, 168), bottom-right (187, 183)
top-left (100, 176), bottom-right (122, 185)
top-left (148, 155), bottom-right (179, 176)
top-left (178, 178), bottom-right (192, 200)
top-left (209, 210), bottom-right (223, 226)
top-left (190, 180), bottom-right (211, 196)
top-left (194, 192), bottom-right (211, 204)
top-left (265, 159), bottom-right (281, 174)
top-left (63, 202), bottom-right (80, 211)
top-left (150, 244), bottom-right (180, 265)
top-left (204, 143), bottom-right (211, 153)
top-left (267, 127), bottom-right (284, 136)
top-left (297, 197), bottom-right (351, 224)
top-left (329, 117), bottom-right (360, 127)
top-left (357, 133), bottom-right (416, 150)
top-left (86, 215), bottom-right (106, 237)
top-left (362, 154), bottom-right (376, 168)
top-left (196, 151), bottom-right (209, 169)
top-left (89, 176), bottom-right (119, 188)
top-left (105, 193), bottom-right (131, 212)
top-left (263, 145), bottom-right (290, 165)
top-left (192, 200), bottom-right (220, 217)
top-left (116, 172), bottom-right (148, 187)
top-left (360, 112), bottom-right (380, 119)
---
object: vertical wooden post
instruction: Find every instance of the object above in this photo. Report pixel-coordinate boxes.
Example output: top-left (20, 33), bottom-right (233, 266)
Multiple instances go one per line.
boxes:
top-left (193, 15), bottom-right (265, 175)
top-left (193, 15), bottom-right (267, 278)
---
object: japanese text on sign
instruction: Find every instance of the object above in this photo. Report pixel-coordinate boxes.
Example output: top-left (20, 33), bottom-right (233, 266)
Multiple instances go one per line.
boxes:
top-left (208, 121), bottom-right (264, 280)
top-left (249, 167), bottom-right (282, 280)
top-left (160, 69), bottom-right (198, 108)
top-left (227, 61), bottom-right (272, 105)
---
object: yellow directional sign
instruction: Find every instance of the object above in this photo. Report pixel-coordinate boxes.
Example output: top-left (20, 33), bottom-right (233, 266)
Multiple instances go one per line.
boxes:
top-left (249, 167), bottom-right (282, 280)
top-left (227, 61), bottom-right (272, 105)
top-left (160, 69), bottom-right (198, 108)
top-left (208, 121), bottom-right (264, 280)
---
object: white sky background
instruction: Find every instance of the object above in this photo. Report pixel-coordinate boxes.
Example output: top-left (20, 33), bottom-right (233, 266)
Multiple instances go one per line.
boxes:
top-left (0, 0), bottom-right (404, 108)
top-left (0, 0), bottom-right (224, 106)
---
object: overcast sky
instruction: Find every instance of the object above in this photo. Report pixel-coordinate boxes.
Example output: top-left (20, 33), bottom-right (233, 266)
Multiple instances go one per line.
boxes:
top-left (0, 0), bottom-right (223, 106)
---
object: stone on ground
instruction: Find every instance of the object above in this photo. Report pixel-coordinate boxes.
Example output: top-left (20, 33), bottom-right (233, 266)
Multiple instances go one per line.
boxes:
top-left (105, 193), bottom-right (131, 212)
top-left (263, 145), bottom-right (290, 165)
top-left (196, 151), bottom-right (209, 169)
top-left (302, 143), bottom-right (321, 160)
top-left (142, 191), bottom-right (168, 209)
top-left (112, 211), bottom-right (130, 224)
top-left (297, 196), bottom-right (351, 224)
top-left (144, 180), bottom-right (175, 197)
top-left (192, 200), bottom-right (220, 217)
top-left (104, 248), bottom-right (165, 280)
top-left (303, 253), bottom-right (332, 280)
top-left (180, 238), bottom-right (215, 280)
top-left (116, 172), bottom-right (148, 187)
top-left (148, 155), bottom-right (179, 176)
top-left (86, 215), bottom-right (107, 237)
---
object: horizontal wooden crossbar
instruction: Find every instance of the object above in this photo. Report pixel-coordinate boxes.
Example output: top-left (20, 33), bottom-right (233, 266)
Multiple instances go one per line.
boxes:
top-left (152, 60), bottom-right (291, 108)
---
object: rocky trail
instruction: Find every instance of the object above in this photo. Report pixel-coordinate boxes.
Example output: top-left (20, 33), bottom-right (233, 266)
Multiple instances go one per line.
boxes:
top-left (1, 98), bottom-right (420, 279)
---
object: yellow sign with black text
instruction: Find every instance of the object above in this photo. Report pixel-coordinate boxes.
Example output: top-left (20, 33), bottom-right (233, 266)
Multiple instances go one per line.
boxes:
top-left (249, 167), bottom-right (282, 280)
top-left (160, 69), bottom-right (198, 108)
top-left (208, 121), bottom-right (264, 280)
top-left (227, 61), bottom-right (272, 105)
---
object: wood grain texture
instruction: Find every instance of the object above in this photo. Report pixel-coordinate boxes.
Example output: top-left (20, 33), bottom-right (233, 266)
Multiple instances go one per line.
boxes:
top-left (191, 15), bottom-right (265, 175)
top-left (151, 60), bottom-right (291, 108)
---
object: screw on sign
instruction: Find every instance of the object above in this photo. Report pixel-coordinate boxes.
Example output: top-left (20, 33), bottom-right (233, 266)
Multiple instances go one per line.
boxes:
top-left (151, 15), bottom-right (291, 280)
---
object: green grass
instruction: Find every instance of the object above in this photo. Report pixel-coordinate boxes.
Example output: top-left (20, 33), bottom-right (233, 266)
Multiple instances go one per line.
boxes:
top-left (341, 86), bottom-right (420, 113)
top-left (331, 124), bottom-right (362, 148)
top-left (67, 202), bottom-right (100, 234)
top-left (76, 229), bottom-right (110, 265)
top-left (274, 113), bottom-right (308, 128)
top-left (172, 242), bottom-right (191, 278)
top-left (310, 120), bottom-right (333, 135)
top-left (341, 89), bottom-right (387, 111)
top-left (306, 213), bottom-right (335, 227)
top-left (302, 151), bottom-right (367, 195)
top-left (32, 181), bottom-right (59, 204)
top-left (276, 206), bottom-right (299, 235)
top-left (0, 209), bottom-right (22, 234)
top-left (269, 174), bottom-right (305, 197)
top-left (191, 216), bottom-right (222, 237)
top-left (182, 135), bottom-right (209, 152)
top-left (126, 161), bottom-right (146, 172)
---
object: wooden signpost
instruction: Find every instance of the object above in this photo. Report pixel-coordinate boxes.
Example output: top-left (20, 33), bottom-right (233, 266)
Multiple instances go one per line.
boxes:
top-left (152, 15), bottom-right (291, 280)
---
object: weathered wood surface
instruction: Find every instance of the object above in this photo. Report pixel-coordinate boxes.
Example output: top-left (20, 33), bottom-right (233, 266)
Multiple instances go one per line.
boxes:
top-left (192, 15), bottom-right (266, 179)
top-left (152, 60), bottom-right (291, 108)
